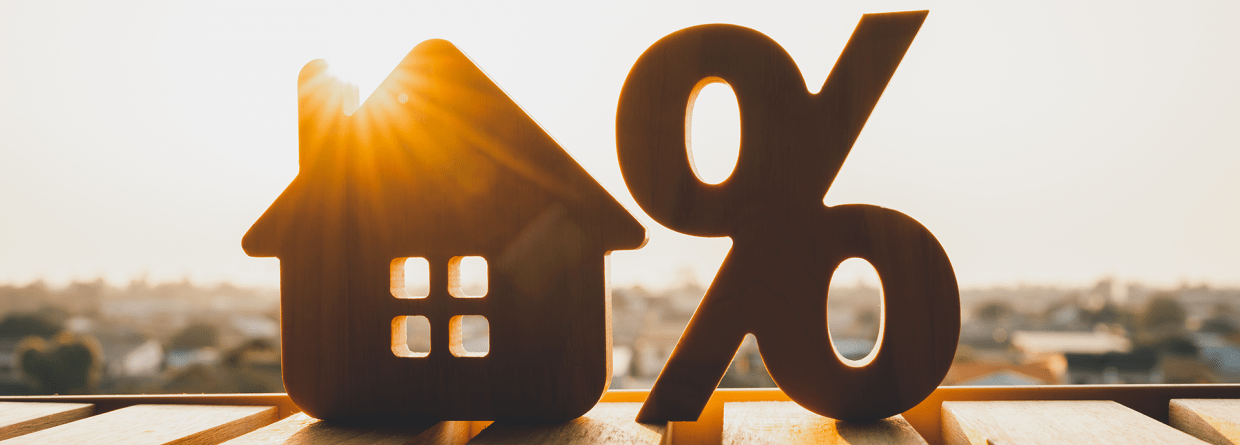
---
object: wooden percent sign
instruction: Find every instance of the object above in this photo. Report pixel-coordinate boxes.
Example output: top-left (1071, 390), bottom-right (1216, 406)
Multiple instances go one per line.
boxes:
top-left (618, 11), bottom-right (960, 422)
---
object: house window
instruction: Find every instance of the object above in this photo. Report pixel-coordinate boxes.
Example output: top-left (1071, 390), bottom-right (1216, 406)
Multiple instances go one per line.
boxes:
top-left (391, 315), bottom-right (431, 358)
top-left (449, 315), bottom-right (489, 357)
top-left (390, 256), bottom-right (490, 358)
top-left (449, 256), bottom-right (487, 298)
top-left (390, 257), bottom-right (430, 299)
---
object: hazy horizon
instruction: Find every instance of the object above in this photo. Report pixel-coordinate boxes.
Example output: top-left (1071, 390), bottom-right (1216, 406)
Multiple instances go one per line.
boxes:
top-left (0, 272), bottom-right (1228, 296)
top-left (4, 1), bottom-right (1240, 291)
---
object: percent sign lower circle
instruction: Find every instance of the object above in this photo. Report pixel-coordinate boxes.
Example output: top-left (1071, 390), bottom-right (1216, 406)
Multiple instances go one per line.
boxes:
top-left (616, 14), bottom-right (961, 422)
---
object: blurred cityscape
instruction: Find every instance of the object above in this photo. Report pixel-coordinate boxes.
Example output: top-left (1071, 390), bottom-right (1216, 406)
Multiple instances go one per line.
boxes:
top-left (611, 277), bottom-right (1240, 388)
top-left (0, 276), bottom-right (1237, 395)
top-left (0, 280), bottom-right (279, 395)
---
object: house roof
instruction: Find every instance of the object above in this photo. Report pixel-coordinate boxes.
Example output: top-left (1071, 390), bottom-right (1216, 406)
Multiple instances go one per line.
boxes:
top-left (244, 40), bottom-right (646, 257)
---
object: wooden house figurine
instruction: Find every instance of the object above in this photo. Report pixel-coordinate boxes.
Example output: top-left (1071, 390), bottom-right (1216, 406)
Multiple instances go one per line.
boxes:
top-left (242, 40), bottom-right (647, 421)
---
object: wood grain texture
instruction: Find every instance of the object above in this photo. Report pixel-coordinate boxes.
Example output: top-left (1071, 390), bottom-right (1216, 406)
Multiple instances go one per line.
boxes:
top-left (0, 394), bottom-right (301, 421)
top-left (903, 385), bottom-right (1240, 445)
top-left (722, 401), bottom-right (926, 445)
top-left (620, 12), bottom-right (959, 423)
top-left (243, 39), bottom-right (646, 421)
top-left (5, 388), bottom-right (1240, 444)
top-left (941, 401), bottom-right (1206, 445)
top-left (222, 412), bottom-right (476, 445)
top-left (0, 402), bottom-right (92, 441)
top-left (0, 404), bottom-right (275, 444)
top-left (1170, 399), bottom-right (1240, 445)
top-left (468, 402), bottom-right (666, 444)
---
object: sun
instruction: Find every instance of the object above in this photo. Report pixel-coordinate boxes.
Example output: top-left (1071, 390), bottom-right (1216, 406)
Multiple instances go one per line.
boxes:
top-left (319, 55), bottom-right (394, 115)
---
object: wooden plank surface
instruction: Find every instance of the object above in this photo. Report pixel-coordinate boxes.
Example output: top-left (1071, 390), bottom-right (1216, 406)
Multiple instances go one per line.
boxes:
top-left (467, 402), bottom-right (665, 444)
top-left (6, 387), bottom-right (1240, 445)
top-left (902, 384), bottom-right (1240, 445)
top-left (0, 404), bottom-right (276, 444)
top-left (0, 394), bottom-right (300, 419)
top-left (0, 402), bottom-right (93, 441)
top-left (722, 401), bottom-right (926, 445)
top-left (1170, 399), bottom-right (1240, 445)
top-left (942, 400), bottom-right (1207, 445)
top-left (224, 412), bottom-right (474, 445)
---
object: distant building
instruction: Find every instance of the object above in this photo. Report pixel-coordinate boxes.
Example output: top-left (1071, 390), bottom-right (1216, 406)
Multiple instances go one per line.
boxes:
top-left (1011, 330), bottom-right (1131, 361)
top-left (112, 339), bottom-right (162, 377)
top-left (944, 361), bottom-right (1063, 386)
top-left (717, 335), bottom-right (775, 388)
top-left (1193, 333), bottom-right (1240, 380)
top-left (1064, 349), bottom-right (1158, 384)
top-left (631, 322), bottom-right (686, 380)
top-left (165, 348), bottom-right (220, 370)
top-left (958, 370), bottom-right (1045, 386)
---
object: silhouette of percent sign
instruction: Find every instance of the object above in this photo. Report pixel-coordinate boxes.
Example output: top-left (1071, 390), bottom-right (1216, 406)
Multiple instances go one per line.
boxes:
top-left (617, 11), bottom-right (960, 423)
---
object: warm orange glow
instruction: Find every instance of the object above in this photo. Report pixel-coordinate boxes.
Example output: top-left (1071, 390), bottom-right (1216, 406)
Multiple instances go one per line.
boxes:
top-left (299, 44), bottom-right (592, 241)
top-left (318, 56), bottom-right (392, 112)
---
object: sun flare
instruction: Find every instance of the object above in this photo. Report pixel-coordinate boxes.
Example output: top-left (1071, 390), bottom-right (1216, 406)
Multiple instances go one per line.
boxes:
top-left (320, 57), bottom-right (393, 114)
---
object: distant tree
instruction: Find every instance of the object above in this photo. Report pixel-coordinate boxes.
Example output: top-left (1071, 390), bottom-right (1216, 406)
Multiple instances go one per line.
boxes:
top-left (1140, 294), bottom-right (1187, 332)
top-left (222, 338), bottom-right (278, 368)
top-left (852, 307), bottom-right (881, 342)
top-left (222, 339), bottom-right (283, 393)
top-left (1201, 317), bottom-right (1239, 335)
top-left (16, 332), bottom-right (102, 394)
top-left (0, 314), bottom-right (60, 339)
top-left (975, 300), bottom-right (1014, 323)
top-left (1086, 301), bottom-right (1128, 326)
top-left (1158, 336), bottom-right (1200, 357)
top-left (855, 307), bottom-right (879, 327)
top-left (1212, 302), bottom-right (1237, 318)
top-left (31, 305), bottom-right (69, 328)
top-left (167, 322), bottom-right (219, 350)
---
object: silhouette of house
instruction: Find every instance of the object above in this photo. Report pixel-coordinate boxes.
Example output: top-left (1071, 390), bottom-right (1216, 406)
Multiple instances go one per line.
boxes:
top-left (243, 40), bottom-right (645, 421)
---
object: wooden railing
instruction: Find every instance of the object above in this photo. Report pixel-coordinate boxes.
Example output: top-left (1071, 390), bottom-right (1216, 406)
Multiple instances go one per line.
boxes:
top-left (2, 385), bottom-right (1240, 444)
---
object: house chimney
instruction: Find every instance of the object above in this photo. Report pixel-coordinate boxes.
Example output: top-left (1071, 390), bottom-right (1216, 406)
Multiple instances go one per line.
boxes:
top-left (296, 59), bottom-right (357, 171)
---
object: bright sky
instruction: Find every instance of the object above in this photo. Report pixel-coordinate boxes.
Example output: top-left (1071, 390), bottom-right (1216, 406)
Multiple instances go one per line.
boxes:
top-left (2, 1), bottom-right (1239, 291)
